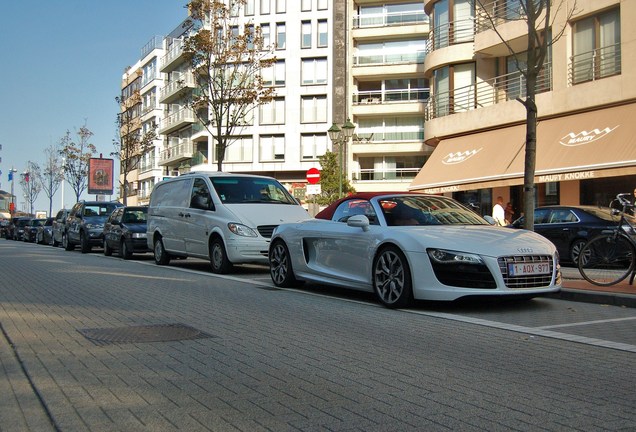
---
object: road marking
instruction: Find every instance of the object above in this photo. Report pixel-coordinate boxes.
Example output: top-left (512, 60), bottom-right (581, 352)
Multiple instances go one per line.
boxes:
top-left (536, 316), bottom-right (636, 329)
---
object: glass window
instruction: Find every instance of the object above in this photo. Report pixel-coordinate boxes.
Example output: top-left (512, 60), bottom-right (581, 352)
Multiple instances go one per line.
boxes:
top-left (332, 199), bottom-right (377, 224)
top-left (317, 20), bottom-right (328, 47)
top-left (219, 136), bottom-right (253, 162)
top-left (301, 95), bottom-right (327, 123)
top-left (262, 60), bottom-right (285, 86)
top-left (260, 98), bottom-right (285, 124)
top-left (260, 135), bottom-right (285, 161)
top-left (245, 0), bottom-right (255, 16)
top-left (301, 0), bottom-right (311, 12)
top-left (317, 0), bottom-right (327, 10)
top-left (261, 24), bottom-right (270, 48)
top-left (301, 133), bottom-right (328, 160)
top-left (276, 22), bottom-right (286, 49)
top-left (260, 0), bottom-right (270, 14)
top-left (301, 57), bottom-right (328, 85)
top-left (572, 8), bottom-right (620, 84)
top-left (276, 0), bottom-right (285, 13)
top-left (302, 21), bottom-right (312, 48)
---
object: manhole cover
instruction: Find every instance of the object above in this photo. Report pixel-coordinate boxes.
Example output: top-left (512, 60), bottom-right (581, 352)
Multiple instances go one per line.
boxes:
top-left (78, 323), bottom-right (214, 346)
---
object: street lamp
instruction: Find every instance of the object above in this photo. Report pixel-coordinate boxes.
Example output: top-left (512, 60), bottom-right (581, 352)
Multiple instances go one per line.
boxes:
top-left (328, 118), bottom-right (355, 198)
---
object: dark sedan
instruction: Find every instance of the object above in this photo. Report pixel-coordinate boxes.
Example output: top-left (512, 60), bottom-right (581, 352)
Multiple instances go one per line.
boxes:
top-left (36, 217), bottom-right (55, 245)
top-left (511, 205), bottom-right (636, 264)
top-left (11, 217), bottom-right (32, 241)
top-left (23, 218), bottom-right (46, 243)
top-left (103, 206), bottom-right (149, 259)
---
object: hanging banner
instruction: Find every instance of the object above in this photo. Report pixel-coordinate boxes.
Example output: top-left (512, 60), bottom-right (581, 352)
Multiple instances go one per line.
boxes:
top-left (88, 158), bottom-right (114, 195)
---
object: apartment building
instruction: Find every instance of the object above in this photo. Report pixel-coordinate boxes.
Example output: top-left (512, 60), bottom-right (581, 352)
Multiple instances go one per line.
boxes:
top-left (411, 0), bottom-right (636, 217)
top-left (349, 1), bottom-right (430, 192)
top-left (155, 0), bottom-right (336, 197)
top-left (119, 36), bottom-right (165, 205)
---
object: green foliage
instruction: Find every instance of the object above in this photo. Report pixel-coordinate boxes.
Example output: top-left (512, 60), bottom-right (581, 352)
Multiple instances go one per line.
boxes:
top-left (314, 151), bottom-right (355, 206)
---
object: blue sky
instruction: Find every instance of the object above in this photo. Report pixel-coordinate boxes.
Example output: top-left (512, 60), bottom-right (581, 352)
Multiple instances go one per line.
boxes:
top-left (0, 1), bottom-right (188, 214)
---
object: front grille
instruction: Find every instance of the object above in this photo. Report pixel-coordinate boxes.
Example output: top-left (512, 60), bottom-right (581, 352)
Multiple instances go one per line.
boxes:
top-left (498, 255), bottom-right (554, 288)
top-left (257, 225), bottom-right (278, 238)
top-left (430, 262), bottom-right (497, 288)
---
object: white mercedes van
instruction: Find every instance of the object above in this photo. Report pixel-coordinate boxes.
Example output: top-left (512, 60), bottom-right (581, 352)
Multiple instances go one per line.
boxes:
top-left (147, 171), bottom-right (310, 273)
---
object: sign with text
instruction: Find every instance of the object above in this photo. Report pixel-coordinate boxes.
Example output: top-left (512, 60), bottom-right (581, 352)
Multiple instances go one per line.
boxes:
top-left (88, 158), bottom-right (114, 196)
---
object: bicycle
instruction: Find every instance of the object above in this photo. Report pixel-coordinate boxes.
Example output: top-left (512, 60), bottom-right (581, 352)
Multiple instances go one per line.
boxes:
top-left (577, 193), bottom-right (636, 286)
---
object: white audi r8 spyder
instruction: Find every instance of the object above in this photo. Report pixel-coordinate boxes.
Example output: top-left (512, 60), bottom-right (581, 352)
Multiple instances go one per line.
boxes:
top-left (268, 193), bottom-right (561, 308)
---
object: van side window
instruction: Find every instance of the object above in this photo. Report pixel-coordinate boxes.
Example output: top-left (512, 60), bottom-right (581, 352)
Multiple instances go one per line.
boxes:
top-left (190, 178), bottom-right (212, 210)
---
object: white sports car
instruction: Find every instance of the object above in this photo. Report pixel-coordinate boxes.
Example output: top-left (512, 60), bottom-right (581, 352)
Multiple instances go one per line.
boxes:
top-left (269, 193), bottom-right (561, 308)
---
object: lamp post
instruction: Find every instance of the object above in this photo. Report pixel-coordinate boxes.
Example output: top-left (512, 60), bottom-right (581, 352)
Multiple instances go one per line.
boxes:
top-left (9, 168), bottom-right (17, 216)
top-left (327, 118), bottom-right (355, 198)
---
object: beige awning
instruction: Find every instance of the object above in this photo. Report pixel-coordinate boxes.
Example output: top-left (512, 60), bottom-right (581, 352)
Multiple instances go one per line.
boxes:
top-left (410, 103), bottom-right (636, 193)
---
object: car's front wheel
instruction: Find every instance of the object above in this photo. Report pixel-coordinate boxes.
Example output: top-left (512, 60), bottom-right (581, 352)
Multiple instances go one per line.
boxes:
top-left (63, 233), bottom-right (74, 251)
top-left (570, 239), bottom-right (589, 265)
top-left (120, 239), bottom-right (132, 260)
top-left (372, 246), bottom-right (413, 309)
top-left (80, 232), bottom-right (91, 254)
top-left (269, 240), bottom-right (300, 287)
top-left (153, 237), bottom-right (171, 265)
top-left (209, 237), bottom-right (233, 274)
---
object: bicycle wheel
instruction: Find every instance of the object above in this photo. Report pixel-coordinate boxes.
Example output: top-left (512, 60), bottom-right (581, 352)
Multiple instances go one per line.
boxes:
top-left (578, 234), bottom-right (635, 286)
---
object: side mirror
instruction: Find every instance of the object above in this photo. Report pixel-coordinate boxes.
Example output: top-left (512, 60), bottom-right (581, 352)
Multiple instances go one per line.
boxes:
top-left (347, 214), bottom-right (370, 232)
top-left (483, 215), bottom-right (497, 225)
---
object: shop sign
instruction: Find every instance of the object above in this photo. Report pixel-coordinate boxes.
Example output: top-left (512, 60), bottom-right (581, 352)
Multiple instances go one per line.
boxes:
top-left (559, 126), bottom-right (619, 147)
top-left (538, 171), bottom-right (596, 183)
top-left (441, 148), bottom-right (482, 165)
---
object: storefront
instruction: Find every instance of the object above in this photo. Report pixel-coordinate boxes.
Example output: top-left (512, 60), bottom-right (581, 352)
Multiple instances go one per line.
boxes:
top-left (410, 103), bottom-right (636, 213)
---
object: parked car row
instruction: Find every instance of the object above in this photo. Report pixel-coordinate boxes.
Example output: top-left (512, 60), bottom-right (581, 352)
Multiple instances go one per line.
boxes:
top-left (3, 171), bottom-right (565, 309)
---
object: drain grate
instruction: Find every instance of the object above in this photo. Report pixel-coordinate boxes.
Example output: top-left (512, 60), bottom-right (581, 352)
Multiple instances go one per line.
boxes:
top-left (78, 323), bottom-right (214, 346)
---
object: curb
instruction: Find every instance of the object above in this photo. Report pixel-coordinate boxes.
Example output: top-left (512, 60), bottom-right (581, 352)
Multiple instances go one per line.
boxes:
top-left (549, 288), bottom-right (636, 308)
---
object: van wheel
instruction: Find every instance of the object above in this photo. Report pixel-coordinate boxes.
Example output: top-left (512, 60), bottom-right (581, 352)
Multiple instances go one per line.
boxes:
top-left (154, 237), bottom-right (171, 265)
top-left (210, 237), bottom-right (233, 274)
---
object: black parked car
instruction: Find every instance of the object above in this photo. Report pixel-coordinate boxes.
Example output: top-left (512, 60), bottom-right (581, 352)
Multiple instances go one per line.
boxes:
top-left (11, 217), bottom-right (31, 241)
top-left (103, 206), bottom-right (149, 259)
top-left (511, 205), bottom-right (636, 264)
top-left (51, 209), bottom-right (71, 247)
top-left (63, 201), bottom-right (123, 253)
top-left (36, 217), bottom-right (55, 245)
top-left (23, 218), bottom-right (46, 242)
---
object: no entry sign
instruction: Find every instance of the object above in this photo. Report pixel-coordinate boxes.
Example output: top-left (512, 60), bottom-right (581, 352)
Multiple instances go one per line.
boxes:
top-left (306, 168), bottom-right (320, 184)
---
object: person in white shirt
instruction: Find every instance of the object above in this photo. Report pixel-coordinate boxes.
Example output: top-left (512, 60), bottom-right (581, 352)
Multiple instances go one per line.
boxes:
top-left (492, 196), bottom-right (506, 226)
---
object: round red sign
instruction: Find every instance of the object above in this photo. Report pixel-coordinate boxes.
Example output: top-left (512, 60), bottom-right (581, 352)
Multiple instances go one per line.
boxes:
top-left (306, 168), bottom-right (320, 184)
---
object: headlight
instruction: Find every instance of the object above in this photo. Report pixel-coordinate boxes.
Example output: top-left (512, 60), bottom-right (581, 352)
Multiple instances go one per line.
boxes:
top-left (228, 223), bottom-right (258, 237)
top-left (132, 233), bottom-right (147, 239)
top-left (427, 249), bottom-right (484, 265)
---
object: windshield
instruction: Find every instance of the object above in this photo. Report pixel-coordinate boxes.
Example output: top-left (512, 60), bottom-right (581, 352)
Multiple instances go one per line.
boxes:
top-left (210, 177), bottom-right (297, 205)
top-left (380, 196), bottom-right (489, 226)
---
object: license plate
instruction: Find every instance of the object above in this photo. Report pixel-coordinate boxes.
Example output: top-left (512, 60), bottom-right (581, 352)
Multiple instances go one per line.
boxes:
top-left (508, 262), bottom-right (550, 276)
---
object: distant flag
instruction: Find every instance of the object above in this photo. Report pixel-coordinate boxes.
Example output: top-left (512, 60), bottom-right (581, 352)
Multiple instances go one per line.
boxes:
top-left (8, 171), bottom-right (12, 181)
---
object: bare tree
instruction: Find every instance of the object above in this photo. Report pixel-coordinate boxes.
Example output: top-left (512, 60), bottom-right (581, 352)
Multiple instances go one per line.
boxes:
top-left (113, 92), bottom-right (156, 206)
top-left (38, 143), bottom-right (64, 216)
top-left (59, 124), bottom-right (97, 203)
top-left (476, 0), bottom-right (577, 230)
top-left (20, 161), bottom-right (42, 215)
top-left (184, 0), bottom-right (276, 171)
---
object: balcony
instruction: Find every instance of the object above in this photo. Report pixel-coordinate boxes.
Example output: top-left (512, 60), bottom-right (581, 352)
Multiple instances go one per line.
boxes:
top-left (159, 73), bottom-right (196, 104)
top-left (353, 168), bottom-right (421, 182)
top-left (354, 50), bottom-right (426, 67)
top-left (158, 107), bottom-right (196, 135)
top-left (159, 139), bottom-right (194, 166)
top-left (475, 0), bottom-right (527, 33)
top-left (353, 10), bottom-right (428, 29)
top-left (425, 63), bottom-right (552, 120)
top-left (428, 18), bottom-right (475, 52)
top-left (353, 88), bottom-right (430, 105)
top-left (569, 44), bottom-right (621, 85)
top-left (160, 38), bottom-right (186, 72)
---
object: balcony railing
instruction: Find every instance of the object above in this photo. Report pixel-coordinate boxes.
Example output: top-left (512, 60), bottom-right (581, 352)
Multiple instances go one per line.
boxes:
top-left (353, 130), bottom-right (424, 142)
top-left (475, 0), bottom-right (526, 33)
top-left (159, 73), bottom-right (196, 103)
top-left (160, 38), bottom-right (185, 70)
top-left (428, 18), bottom-right (475, 51)
top-left (353, 10), bottom-right (428, 29)
top-left (159, 139), bottom-right (194, 164)
top-left (139, 156), bottom-right (156, 173)
top-left (159, 107), bottom-right (196, 133)
top-left (426, 63), bottom-right (552, 120)
top-left (353, 50), bottom-right (426, 66)
top-left (569, 44), bottom-right (622, 85)
top-left (353, 88), bottom-right (430, 104)
top-left (353, 168), bottom-right (421, 182)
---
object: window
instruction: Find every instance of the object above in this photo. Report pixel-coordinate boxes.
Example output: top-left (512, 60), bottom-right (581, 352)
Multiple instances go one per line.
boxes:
top-left (260, 98), bottom-right (285, 124)
top-left (260, 135), bottom-right (285, 161)
top-left (432, 0), bottom-right (475, 49)
top-left (218, 136), bottom-right (253, 163)
top-left (276, 0), bottom-right (285, 13)
top-left (356, 116), bottom-right (424, 142)
top-left (276, 22), bottom-right (286, 49)
top-left (301, 57), bottom-right (328, 85)
top-left (301, 95), bottom-right (327, 123)
top-left (260, 0), bottom-right (270, 14)
top-left (245, 0), bottom-right (255, 15)
top-left (301, 0), bottom-right (311, 12)
top-left (301, 133), bottom-right (328, 160)
top-left (317, 0), bottom-right (327, 10)
top-left (261, 24), bottom-right (270, 48)
top-left (572, 8), bottom-right (621, 84)
top-left (331, 200), bottom-right (378, 224)
top-left (262, 60), bottom-right (286, 86)
top-left (190, 178), bottom-right (212, 209)
top-left (432, 62), bottom-right (475, 116)
top-left (302, 21), bottom-right (312, 48)
top-left (317, 20), bottom-right (328, 48)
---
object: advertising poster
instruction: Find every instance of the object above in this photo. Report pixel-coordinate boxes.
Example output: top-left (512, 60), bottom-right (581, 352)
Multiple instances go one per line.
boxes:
top-left (88, 158), bottom-right (114, 195)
